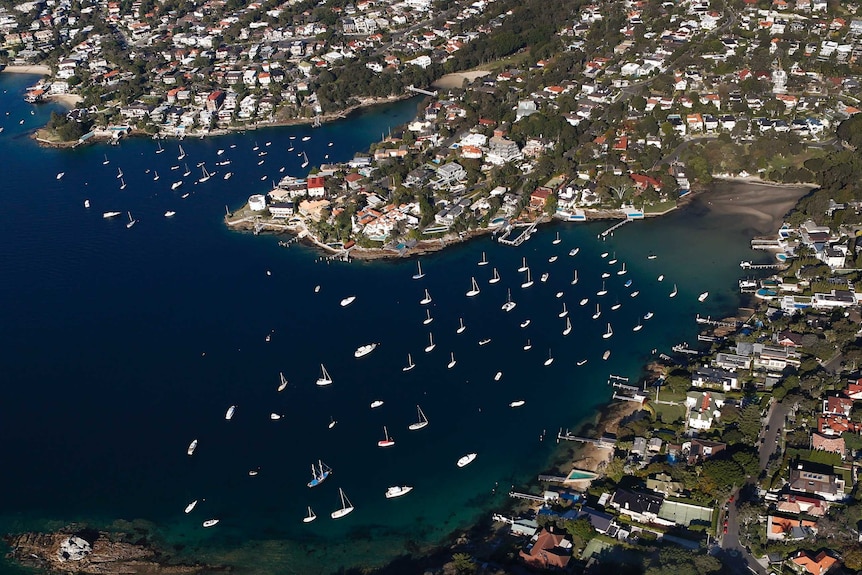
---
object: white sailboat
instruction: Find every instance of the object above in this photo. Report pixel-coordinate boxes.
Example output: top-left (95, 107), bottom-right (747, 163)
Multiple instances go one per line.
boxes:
top-left (177, 144), bottom-right (186, 160)
top-left (544, 349), bottom-right (554, 366)
top-left (402, 353), bottom-right (415, 372)
top-left (409, 405), bottom-right (429, 430)
top-left (558, 303), bottom-right (568, 318)
top-left (316, 364), bottom-right (333, 386)
top-left (457, 317), bottom-right (466, 334)
top-left (597, 281), bottom-right (608, 296)
top-left (423, 309), bottom-right (433, 325)
top-left (447, 351), bottom-right (456, 369)
top-left (478, 251), bottom-right (488, 266)
top-left (303, 506), bottom-right (317, 523)
top-left (116, 167), bottom-right (123, 179)
top-left (278, 371), bottom-right (288, 392)
top-left (603, 323), bottom-right (613, 339)
top-left (517, 257), bottom-right (528, 273)
top-left (330, 488), bottom-right (354, 519)
top-left (119, 177), bottom-right (126, 190)
top-left (608, 253), bottom-right (618, 265)
top-left (489, 267), bottom-right (501, 284)
top-left (156, 141), bottom-right (164, 154)
top-left (592, 304), bottom-right (601, 320)
top-left (125, 211), bottom-right (136, 228)
top-left (412, 260), bottom-right (425, 280)
top-left (552, 231), bottom-right (561, 245)
top-left (377, 426), bottom-right (395, 447)
top-left (617, 262), bottom-right (627, 275)
top-left (466, 276), bottom-right (480, 297)
top-left (563, 316), bottom-right (572, 336)
top-left (669, 284), bottom-right (678, 298)
top-left (501, 289), bottom-right (516, 312)
top-left (198, 165), bottom-right (212, 183)
top-left (301, 151), bottom-right (309, 169)
top-left (103, 154), bottom-right (110, 165)
top-left (521, 267), bottom-right (533, 289)
top-left (153, 170), bottom-right (160, 181)
top-left (523, 339), bottom-right (532, 351)
top-left (425, 332), bottom-right (435, 353)
top-left (633, 319), bottom-right (643, 332)
top-left (420, 289), bottom-right (432, 305)
top-left (183, 163), bottom-right (191, 177)
top-left (571, 269), bottom-right (578, 285)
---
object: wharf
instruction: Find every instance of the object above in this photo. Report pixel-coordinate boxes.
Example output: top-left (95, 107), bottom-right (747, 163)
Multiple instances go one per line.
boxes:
top-left (509, 491), bottom-right (546, 502)
top-left (556, 429), bottom-right (615, 448)
top-left (497, 219), bottom-right (540, 246)
top-left (599, 219), bottom-right (630, 238)
top-left (740, 261), bottom-right (784, 270)
top-left (695, 314), bottom-right (741, 328)
top-left (537, 475), bottom-right (568, 483)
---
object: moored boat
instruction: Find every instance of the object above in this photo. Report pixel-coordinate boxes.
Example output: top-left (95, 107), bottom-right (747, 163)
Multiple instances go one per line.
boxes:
top-left (354, 343), bottom-right (378, 358)
top-left (202, 519), bottom-right (219, 528)
top-left (225, 405), bottom-right (236, 420)
top-left (385, 485), bottom-right (413, 499)
top-left (340, 296), bottom-right (356, 307)
top-left (187, 439), bottom-right (198, 455)
top-left (307, 460), bottom-right (332, 488)
top-left (377, 426), bottom-right (395, 447)
top-left (330, 488), bottom-right (354, 519)
top-left (408, 405), bottom-right (429, 430)
top-left (315, 364), bottom-right (333, 386)
top-left (457, 453), bottom-right (477, 467)
top-left (509, 400), bottom-right (525, 408)
top-left (184, 500), bottom-right (197, 513)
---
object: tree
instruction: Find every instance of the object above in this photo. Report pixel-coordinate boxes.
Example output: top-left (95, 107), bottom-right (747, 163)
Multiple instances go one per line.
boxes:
top-left (737, 403), bottom-right (763, 443)
top-left (450, 553), bottom-right (476, 575)
top-left (544, 194), bottom-right (558, 216)
top-left (563, 517), bottom-right (594, 547)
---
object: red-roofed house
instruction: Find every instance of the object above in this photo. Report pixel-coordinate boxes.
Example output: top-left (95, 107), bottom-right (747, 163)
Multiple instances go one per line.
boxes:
top-left (791, 550), bottom-right (839, 575)
top-left (845, 381), bottom-right (862, 400)
top-left (630, 173), bottom-right (662, 192)
top-left (811, 433), bottom-right (845, 457)
top-left (519, 529), bottom-right (572, 570)
top-left (823, 396), bottom-right (853, 417)
top-left (307, 176), bottom-right (325, 197)
top-left (530, 187), bottom-right (553, 208)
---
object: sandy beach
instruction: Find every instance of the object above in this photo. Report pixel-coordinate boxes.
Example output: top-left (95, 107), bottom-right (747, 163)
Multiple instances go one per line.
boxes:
top-left (702, 178), bottom-right (814, 235)
top-left (47, 93), bottom-right (83, 107)
top-left (3, 65), bottom-right (51, 75)
top-left (433, 71), bottom-right (492, 89)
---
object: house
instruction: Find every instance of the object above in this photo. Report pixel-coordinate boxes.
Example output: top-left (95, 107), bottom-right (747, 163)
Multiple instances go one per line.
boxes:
top-left (767, 515), bottom-right (818, 540)
top-left (791, 550), bottom-right (839, 575)
top-left (823, 395), bottom-right (853, 417)
top-left (788, 461), bottom-right (846, 501)
top-left (344, 173), bottom-right (364, 191)
top-left (268, 202), bottom-right (295, 217)
top-left (433, 162), bottom-right (466, 189)
top-left (811, 433), bottom-right (845, 457)
top-left (486, 136), bottom-right (522, 165)
top-left (692, 367), bottom-right (739, 391)
top-left (685, 391), bottom-right (725, 430)
top-left (306, 175), bottom-right (325, 197)
top-left (530, 187), bottom-right (553, 209)
top-left (518, 529), bottom-right (572, 570)
top-left (684, 438), bottom-right (726, 464)
top-left (609, 488), bottom-right (664, 523)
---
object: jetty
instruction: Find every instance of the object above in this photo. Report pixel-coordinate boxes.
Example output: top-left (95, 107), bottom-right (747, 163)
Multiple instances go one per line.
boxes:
top-left (556, 429), bottom-right (615, 448)
top-left (750, 239), bottom-right (782, 250)
top-left (406, 85), bottom-right (438, 97)
top-left (672, 343), bottom-right (700, 355)
top-left (695, 314), bottom-right (741, 328)
top-left (740, 260), bottom-right (784, 270)
top-left (599, 219), bottom-right (630, 238)
top-left (537, 475), bottom-right (569, 483)
top-left (497, 219), bottom-right (540, 246)
top-left (508, 491), bottom-right (546, 502)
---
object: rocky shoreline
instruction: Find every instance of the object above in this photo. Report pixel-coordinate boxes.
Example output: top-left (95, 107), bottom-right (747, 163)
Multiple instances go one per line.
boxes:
top-left (4, 527), bottom-right (223, 575)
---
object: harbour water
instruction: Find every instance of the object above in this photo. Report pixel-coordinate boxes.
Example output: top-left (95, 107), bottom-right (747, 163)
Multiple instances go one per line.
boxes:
top-left (0, 72), bottom-right (781, 574)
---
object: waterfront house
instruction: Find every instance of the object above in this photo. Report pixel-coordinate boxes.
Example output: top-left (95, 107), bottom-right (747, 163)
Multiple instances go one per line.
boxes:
top-left (518, 528), bottom-right (572, 570)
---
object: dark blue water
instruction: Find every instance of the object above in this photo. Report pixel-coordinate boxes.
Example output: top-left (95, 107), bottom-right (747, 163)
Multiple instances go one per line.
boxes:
top-left (0, 72), bottom-right (777, 574)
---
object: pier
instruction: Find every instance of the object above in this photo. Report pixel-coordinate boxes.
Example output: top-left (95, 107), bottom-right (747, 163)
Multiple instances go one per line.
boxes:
top-left (557, 429), bottom-right (615, 448)
top-left (740, 261), bottom-right (784, 269)
top-left (406, 85), bottom-right (438, 97)
top-left (498, 219), bottom-right (540, 246)
top-left (509, 491), bottom-right (546, 502)
top-left (750, 239), bottom-right (782, 250)
top-left (672, 343), bottom-right (700, 355)
top-left (613, 392), bottom-right (646, 403)
top-left (695, 314), bottom-right (741, 328)
top-left (598, 219), bottom-right (630, 238)
top-left (537, 475), bottom-right (569, 483)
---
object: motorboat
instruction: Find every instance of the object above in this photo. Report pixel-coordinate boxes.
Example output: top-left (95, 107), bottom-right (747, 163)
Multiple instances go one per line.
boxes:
top-left (84, 199), bottom-right (90, 208)
top-left (340, 296), bottom-right (356, 307)
top-left (225, 405), bottom-right (236, 420)
top-left (270, 413), bottom-right (283, 421)
top-left (698, 291), bottom-right (709, 302)
top-left (316, 364), bottom-right (333, 386)
top-left (577, 359), bottom-right (587, 366)
top-left (509, 400), bottom-right (525, 408)
top-left (302, 136), bottom-right (311, 142)
top-left (354, 343), bottom-right (378, 358)
top-left (658, 274), bottom-right (665, 282)
top-left (102, 211), bottom-right (122, 219)
top-left (601, 272), bottom-right (611, 279)
top-left (408, 405), bottom-right (429, 430)
top-left (202, 519), bottom-right (219, 528)
top-left (56, 172), bottom-right (64, 180)
top-left (624, 279), bottom-right (633, 287)
top-left (370, 400), bottom-right (384, 408)
top-left (457, 453), bottom-right (477, 468)
top-left (580, 298), bottom-right (589, 306)
top-left (330, 488), bottom-right (354, 519)
top-left (600, 252), bottom-right (609, 258)
top-left (633, 320), bottom-right (643, 332)
top-left (479, 338), bottom-right (491, 346)
top-left (171, 181), bottom-right (183, 190)
top-left (328, 418), bottom-right (337, 429)
top-left (385, 486), bottom-right (413, 499)
top-left (648, 253), bottom-right (657, 260)
top-left (630, 290), bottom-right (640, 297)
top-left (644, 311), bottom-right (654, 320)
top-left (187, 439), bottom-right (198, 456)
top-left (611, 301), bottom-right (621, 311)
top-left (602, 350), bottom-right (611, 360)
top-left (184, 500), bottom-right (197, 514)
top-left (520, 319), bottom-right (530, 328)
top-left (248, 469), bottom-right (259, 476)
top-left (164, 211), bottom-right (176, 217)
top-left (377, 426), bottom-right (395, 447)
top-left (540, 273), bottom-right (549, 282)
top-left (548, 255), bottom-right (558, 263)
top-left (556, 291), bottom-right (564, 298)
top-left (494, 371), bottom-right (502, 381)
top-left (569, 247), bottom-right (580, 256)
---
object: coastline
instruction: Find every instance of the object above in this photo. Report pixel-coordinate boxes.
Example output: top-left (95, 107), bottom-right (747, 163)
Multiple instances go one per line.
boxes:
top-left (2, 65), bottom-right (51, 75)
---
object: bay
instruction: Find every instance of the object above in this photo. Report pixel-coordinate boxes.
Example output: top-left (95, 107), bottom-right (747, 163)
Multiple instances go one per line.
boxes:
top-left (0, 71), bottom-right (782, 574)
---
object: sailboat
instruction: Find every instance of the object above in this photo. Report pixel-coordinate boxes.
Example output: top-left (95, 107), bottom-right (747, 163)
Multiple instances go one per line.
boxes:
top-left (611, 300), bottom-right (621, 311)
top-left (177, 144), bottom-right (186, 160)
top-left (125, 211), bottom-right (137, 228)
top-left (603, 323), bottom-right (613, 339)
top-left (571, 269), bottom-right (578, 285)
top-left (152, 170), bottom-right (160, 182)
top-left (669, 284), bottom-right (678, 298)
top-left (183, 163), bottom-right (191, 177)
top-left (315, 364), bottom-right (333, 386)
top-left (377, 426), bottom-right (395, 447)
top-left (412, 260), bottom-right (425, 280)
top-left (423, 309), bottom-right (434, 325)
top-left (102, 154), bottom-right (110, 165)
top-left (466, 276), bottom-right (480, 297)
top-left (521, 268), bottom-right (533, 289)
top-left (633, 319), bottom-right (643, 332)
top-left (501, 289), bottom-right (516, 312)
top-left (402, 353), bottom-right (415, 372)
top-left (617, 262), bottom-right (627, 275)
top-left (447, 352), bottom-right (456, 369)
top-left (425, 332), bottom-right (435, 353)
top-left (597, 281), bottom-right (608, 296)
top-left (592, 304), bottom-right (601, 320)
top-left (420, 289), bottom-right (432, 305)
top-left (199, 165), bottom-right (212, 183)
top-left (478, 252), bottom-right (488, 266)
top-left (119, 177), bottom-right (126, 190)
top-left (303, 506), bottom-right (317, 523)
top-left (517, 257), bottom-right (528, 273)
top-left (523, 339), bottom-right (532, 351)
top-left (552, 231), bottom-right (561, 245)
top-left (116, 167), bottom-right (123, 179)
top-left (544, 349), bottom-right (554, 366)
top-left (330, 488), bottom-right (354, 519)
top-left (489, 268), bottom-right (501, 284)
top-left (156, 140), bottom-right (164, 154)
top-left (301, 151), bottom-right (309, 169)
top-left (307, 460), bottom-right (332, 488)
top-left (558, 303), bottom-right (568, 318)
top-left (608, 253), bottom-right (618, 265)
top-left (457, 317), bottom-right (466, 334)
top-left (278, 371), bottom-right (288, 392)
top-left (409, 405), bottom-right (429, 430)
top-left (563, 317), bottom-right (572, 336)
